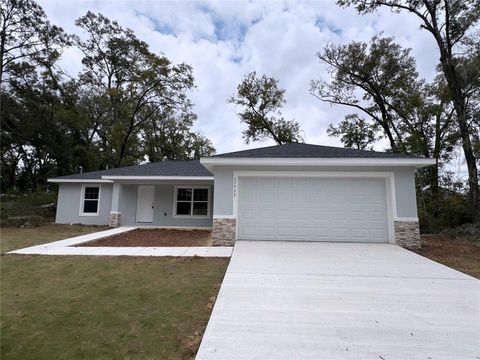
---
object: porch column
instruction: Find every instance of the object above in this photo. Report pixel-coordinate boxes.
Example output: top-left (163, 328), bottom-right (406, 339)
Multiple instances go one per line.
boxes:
top-left (109, 182), bottom-right (122, 227)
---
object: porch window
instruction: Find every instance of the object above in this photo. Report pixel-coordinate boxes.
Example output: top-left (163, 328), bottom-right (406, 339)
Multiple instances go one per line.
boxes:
top-left (81, 186), bottom-right (100, 215)
top-left (174, 187), bottom-right (209, 217)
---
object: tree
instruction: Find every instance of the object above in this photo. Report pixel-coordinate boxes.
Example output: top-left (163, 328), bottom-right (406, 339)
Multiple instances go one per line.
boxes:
top-left (311, 37), bottom-right (421, 153)
top-left (1, 58), bottom-right (97, 192)
top-left (337, 0), bottom-right (480, 219)
top-left (327, 114), bottom-right (377, 150)
top-left (0, 4), bottom-right (216, 193)
top-left (0, 0), bottom-right (68, 85)
top-left (142, 113), bottom-right (215, 161)
top-left (228, 72), bottom-right (303, 144)
top-left (74, 12), bottom-right (210, 167)
top-left (1, 0), bottom-right (75, 192)
top-left (311, 37), bottom-right (458, 196)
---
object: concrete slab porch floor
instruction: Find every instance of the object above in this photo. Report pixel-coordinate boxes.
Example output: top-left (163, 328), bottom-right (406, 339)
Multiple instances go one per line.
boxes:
top-left (196, 241), bottom-right (480, 360)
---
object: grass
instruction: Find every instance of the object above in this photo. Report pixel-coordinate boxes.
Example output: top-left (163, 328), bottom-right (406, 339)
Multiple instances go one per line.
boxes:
top-left (415, 234), bottom-right (480, 279)
top-left (0, 226), bottom-right (229, 359)
top-left (1, 223), bottom-right (109, 253)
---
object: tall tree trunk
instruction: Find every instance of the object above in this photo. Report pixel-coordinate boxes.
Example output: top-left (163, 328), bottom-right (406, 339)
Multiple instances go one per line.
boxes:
top-left (440, 55), bottom-right (479, 220)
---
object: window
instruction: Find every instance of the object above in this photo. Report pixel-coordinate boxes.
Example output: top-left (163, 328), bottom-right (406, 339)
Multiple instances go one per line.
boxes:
top-left (80, 186), bottom-right (100, 215)
top-left (174, 187), bottom-right (209, 217)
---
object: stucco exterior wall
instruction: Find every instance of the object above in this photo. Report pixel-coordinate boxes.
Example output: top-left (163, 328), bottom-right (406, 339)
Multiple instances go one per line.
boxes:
top-left (55, 183), bottom-right (113, 225)
top-left (55, 182), bottom-right (213, 228)
top-left (118, 183), bottom-right (213, 228)
top-left (213, 168), bottom-right (235, 216)
top-left (210, 165), bottom-right (419, 219)
top-left (393, 168), bottom-right (418, 218)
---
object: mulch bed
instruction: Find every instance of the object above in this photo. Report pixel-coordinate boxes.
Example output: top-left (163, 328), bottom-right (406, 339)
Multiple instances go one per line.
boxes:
top-left (76, 228), bottom-right (212, 247)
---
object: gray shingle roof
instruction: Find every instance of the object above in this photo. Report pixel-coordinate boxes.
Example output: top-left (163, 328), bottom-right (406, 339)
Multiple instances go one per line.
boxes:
top-left (54, 160), bottom-right (212, 180)
top-left (212, 143), bottom-right (418, 158)
top-left (52, 143), bottom-right (425, 180)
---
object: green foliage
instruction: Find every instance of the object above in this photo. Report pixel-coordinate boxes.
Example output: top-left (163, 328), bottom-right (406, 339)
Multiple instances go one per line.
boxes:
top-left (441, 223), bottom-right (480, 242)
top-left (417, 171), bottom-right (475, 233)
top-left (229, 71), bottom-right (303, 144)
top-left (418, 188), bottom-right (472, 233)
top-left (336, 0), bottom-right (480, 48)
top-left (327, 114), bottom-right (377, 150)
top-left (0, 0), bottom-right (70, 83)
top-left (336, 0), bottom-right (480, 222)
top-left (311, 36), bottom-right (456, 156)
top-left (74, 11), bottom-right (213, 167)
top-left (0, 191), bottom-right (57, 227)
top-left (312, 36), bottom-right (464, 217)
top-left (0, 3), bottom-right (215, 193)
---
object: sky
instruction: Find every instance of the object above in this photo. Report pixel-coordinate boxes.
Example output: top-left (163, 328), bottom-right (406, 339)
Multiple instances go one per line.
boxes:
top-left (38, 0), bottom-right (440, 155)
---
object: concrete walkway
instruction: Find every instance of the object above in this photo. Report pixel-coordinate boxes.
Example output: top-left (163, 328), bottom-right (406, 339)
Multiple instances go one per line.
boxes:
top-left (196, 241), bottom-right (480, 359)
top-left (7, 227), bottom-right (233, 258)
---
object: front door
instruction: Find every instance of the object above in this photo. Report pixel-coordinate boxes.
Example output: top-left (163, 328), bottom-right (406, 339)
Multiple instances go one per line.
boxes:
top-left (136, 185), bottom-right (154, 223)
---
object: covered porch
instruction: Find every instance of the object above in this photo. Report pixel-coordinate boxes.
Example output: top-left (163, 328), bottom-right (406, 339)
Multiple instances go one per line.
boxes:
top-left (108, 178), bottom-right (214, 228)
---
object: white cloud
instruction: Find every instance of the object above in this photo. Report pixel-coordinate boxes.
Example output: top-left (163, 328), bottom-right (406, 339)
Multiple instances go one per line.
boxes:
top-left (38, 0), bottom-right (441, 154)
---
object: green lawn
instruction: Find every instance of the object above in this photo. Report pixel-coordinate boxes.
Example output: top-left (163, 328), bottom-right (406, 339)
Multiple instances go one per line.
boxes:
top-left (1, 226), bottom-right (229, 359)
top-left (1, 223), bottom-right (109, 253)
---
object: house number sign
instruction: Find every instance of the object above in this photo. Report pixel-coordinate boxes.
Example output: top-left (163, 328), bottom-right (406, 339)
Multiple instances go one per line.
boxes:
top-left (233, 176), bottom-right (237, 198)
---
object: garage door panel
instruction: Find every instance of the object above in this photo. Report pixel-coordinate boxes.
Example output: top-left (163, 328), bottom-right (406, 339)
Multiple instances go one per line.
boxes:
top-left (277, 210), bottom-right (294, 219)
top-left (351, 229), bottom-right (369, 239)
top-left (238, 227), bottom-right (256, 237)
top-left (238, 177), bottom-right (389, 242)
top-left (258, 209), bottom-right (275, 220)
top-left (370, 229), bottom-right (387, 241)
top-left (332, 211), bottom-right (349, 220)
top-left (241, 208), bottom-right (258, 216)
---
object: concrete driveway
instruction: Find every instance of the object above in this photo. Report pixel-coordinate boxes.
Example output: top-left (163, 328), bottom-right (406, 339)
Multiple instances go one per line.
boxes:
top-left (196, 241), bottom-right (479, 360)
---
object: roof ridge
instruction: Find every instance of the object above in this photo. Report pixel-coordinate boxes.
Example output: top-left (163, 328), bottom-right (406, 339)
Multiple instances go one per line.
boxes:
top-left (209, 142), bottom-right (422, 159)
top-left (51, 159), bottom-right (210, 180)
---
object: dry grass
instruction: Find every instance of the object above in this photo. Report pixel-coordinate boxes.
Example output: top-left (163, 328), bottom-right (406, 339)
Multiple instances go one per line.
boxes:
top-left (414, 234), bottom-right (480, 278)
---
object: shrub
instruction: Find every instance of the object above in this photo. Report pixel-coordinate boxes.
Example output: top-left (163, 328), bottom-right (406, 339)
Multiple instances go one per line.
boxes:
top-left (0, 191), bottom-right (56, 227)
top-left (417, 188), bottom-right (473, 233)
top-left (441, 223), bottom-right (480, 241)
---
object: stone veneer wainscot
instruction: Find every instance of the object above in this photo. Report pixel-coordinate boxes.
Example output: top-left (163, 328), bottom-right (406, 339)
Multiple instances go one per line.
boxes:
top-left (212, 218), bottom-right (236, 246)
top-left (109, 211), bottom-right (121, 227)
top-left (394, 220), bottom-right (421, 249)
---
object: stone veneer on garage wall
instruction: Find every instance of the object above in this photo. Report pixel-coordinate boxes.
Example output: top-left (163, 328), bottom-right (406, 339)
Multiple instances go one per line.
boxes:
top-left (213, 218), bottom-right (422, 248)
top-left (212, 218), bottom-right (236, 246)
top-left (394, 221), bottom-right (421, 249)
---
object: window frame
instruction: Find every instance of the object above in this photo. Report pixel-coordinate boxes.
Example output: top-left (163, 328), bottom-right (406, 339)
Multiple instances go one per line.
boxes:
top-left (79, 184), bottom-right (102, 216)
top-left (173, 185), bottom-right (210, 219)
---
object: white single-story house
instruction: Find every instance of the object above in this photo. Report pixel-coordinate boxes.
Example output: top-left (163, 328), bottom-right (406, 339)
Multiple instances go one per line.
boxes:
top-left (48, 143), bottom-right (435, 248)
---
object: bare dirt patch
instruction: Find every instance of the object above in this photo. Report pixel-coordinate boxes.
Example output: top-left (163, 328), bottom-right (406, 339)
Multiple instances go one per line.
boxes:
top-left (414, 234), bottom-right (480, 279)
top-left (77, 228), bottom-right (212, 247)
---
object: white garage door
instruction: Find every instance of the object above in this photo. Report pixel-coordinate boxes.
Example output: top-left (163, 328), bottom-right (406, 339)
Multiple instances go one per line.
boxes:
top-left (237, 177), bottom-right (389, 242)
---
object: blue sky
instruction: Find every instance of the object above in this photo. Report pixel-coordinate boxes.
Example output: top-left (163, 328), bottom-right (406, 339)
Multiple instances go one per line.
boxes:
top-left (39, 0), bottom-right (444, 156)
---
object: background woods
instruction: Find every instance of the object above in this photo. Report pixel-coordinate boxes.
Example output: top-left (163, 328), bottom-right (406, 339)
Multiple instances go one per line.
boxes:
top-left (0, 0), bottom-right (214, 194)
